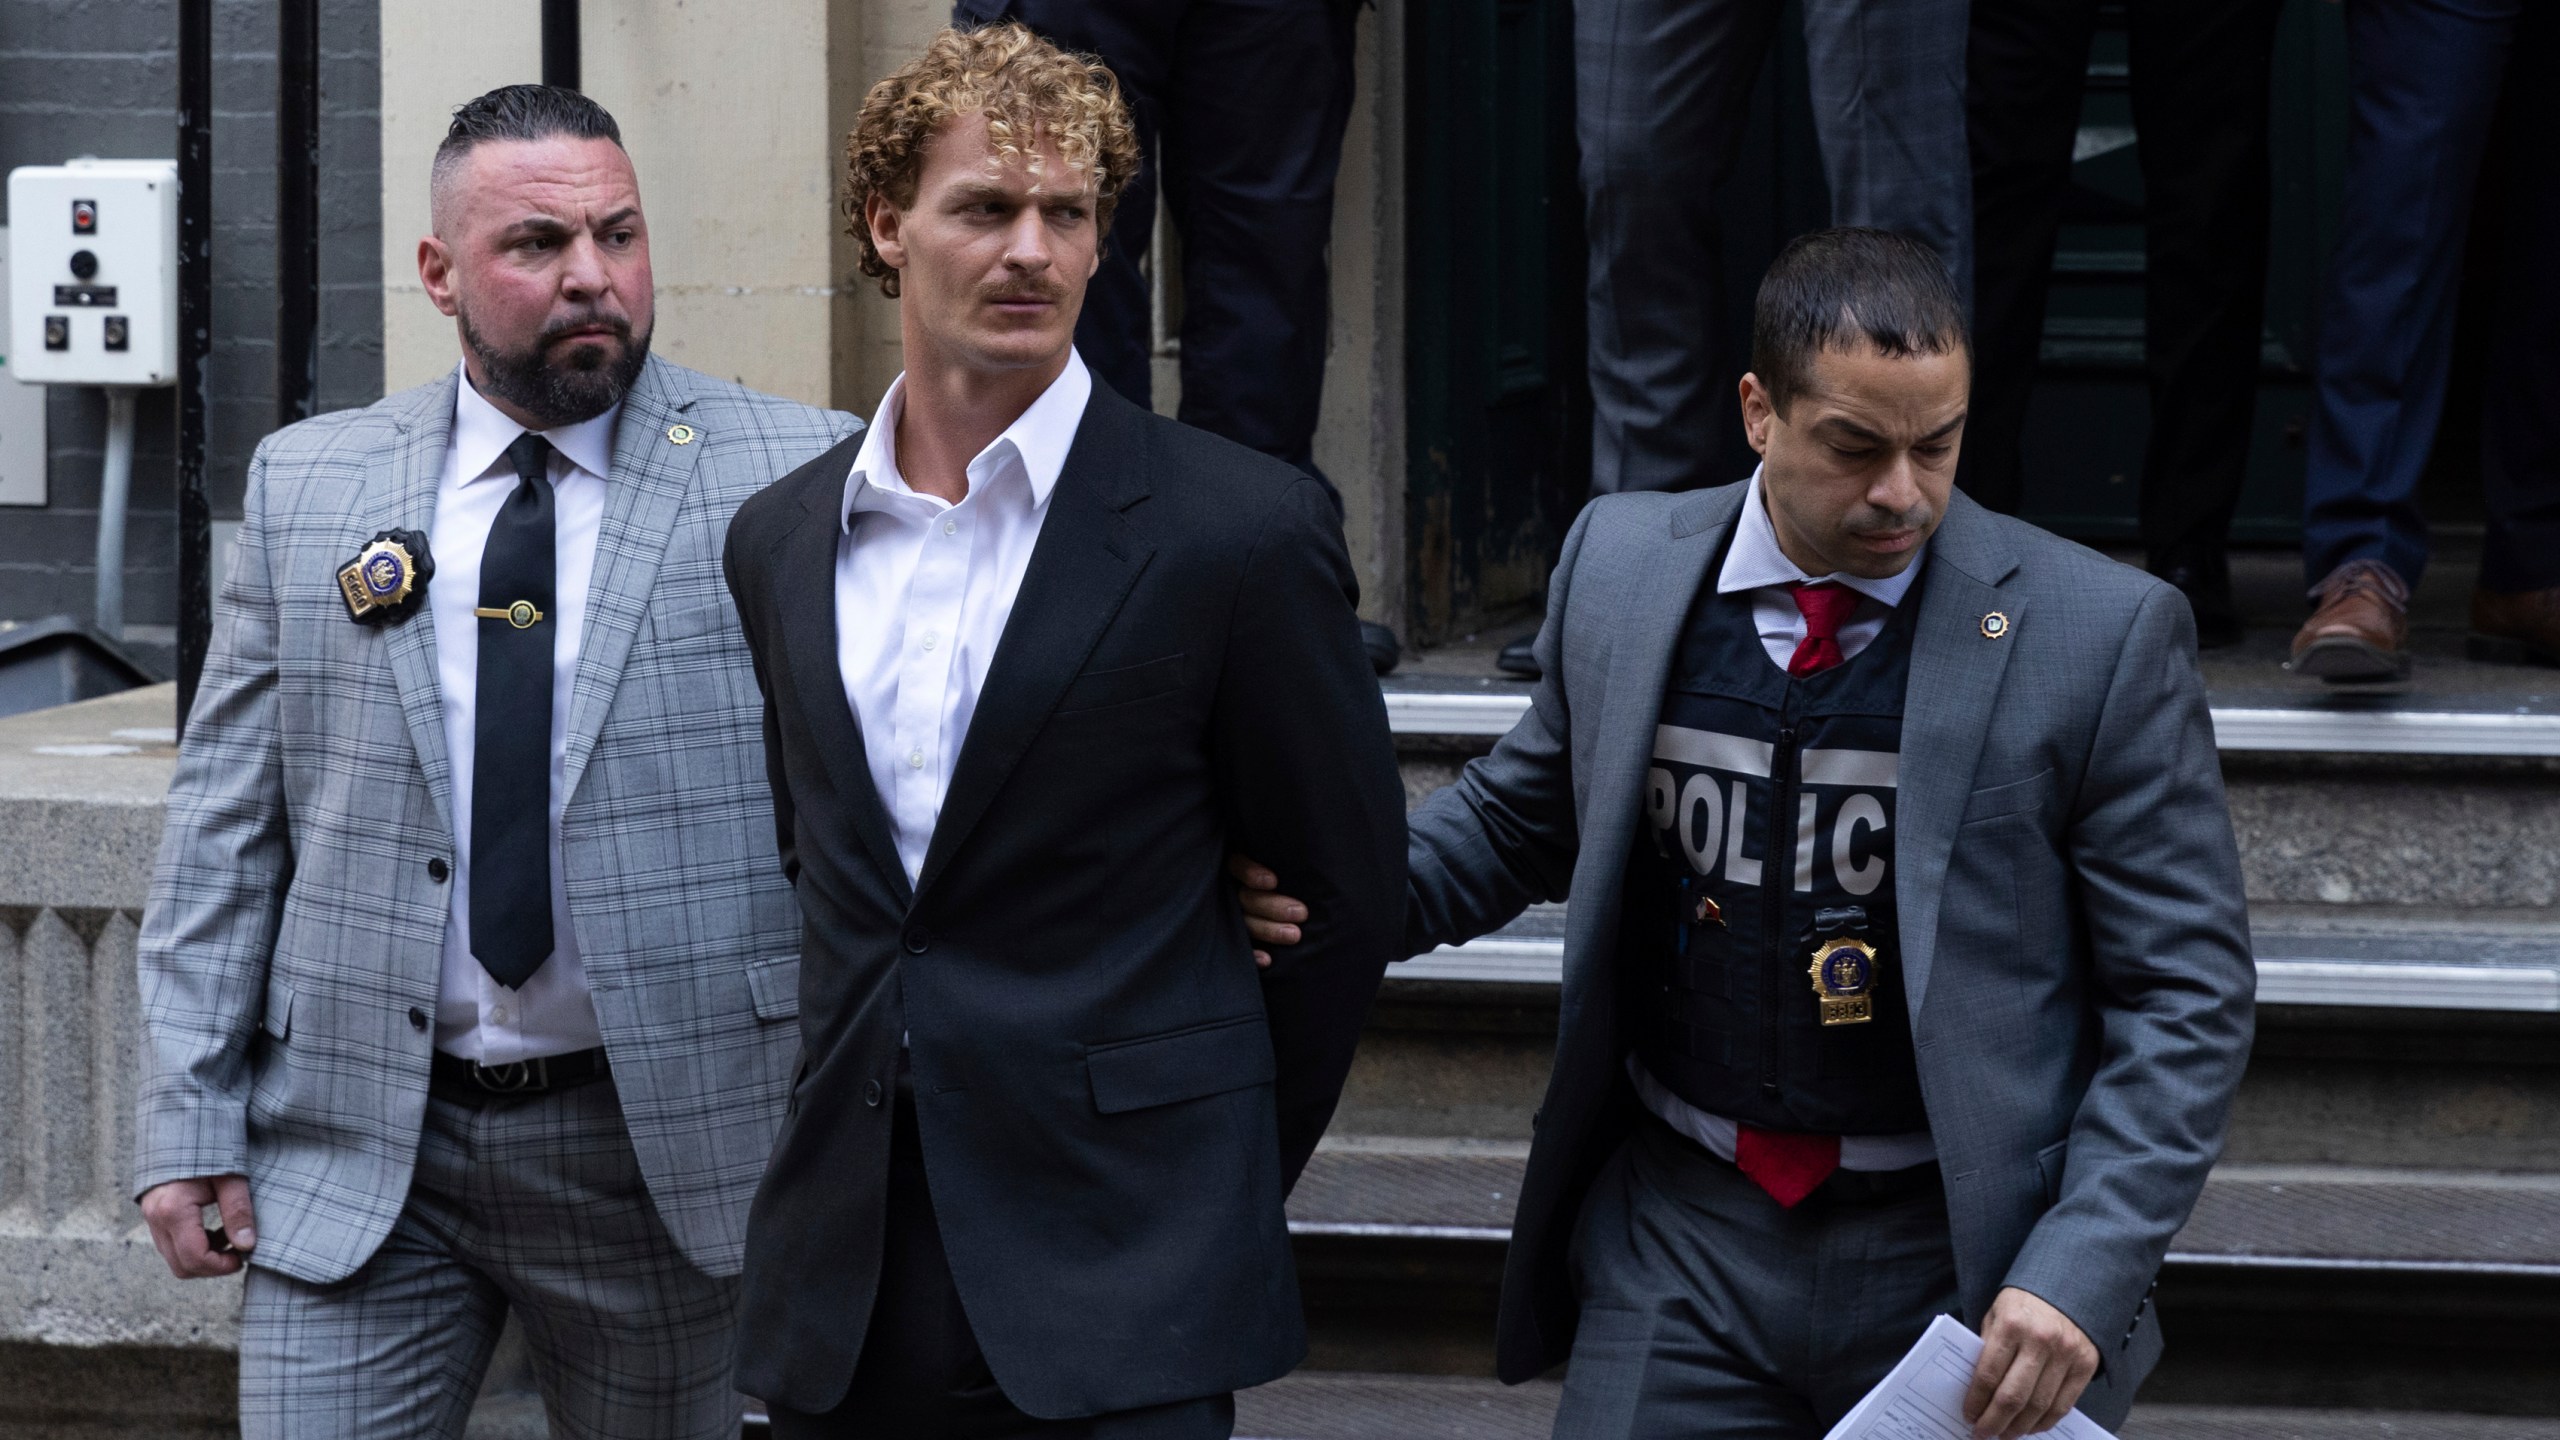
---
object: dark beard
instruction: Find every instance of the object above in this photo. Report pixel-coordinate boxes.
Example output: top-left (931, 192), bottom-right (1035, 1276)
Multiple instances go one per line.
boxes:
top-left (460, 307), bottom-right (652, 428)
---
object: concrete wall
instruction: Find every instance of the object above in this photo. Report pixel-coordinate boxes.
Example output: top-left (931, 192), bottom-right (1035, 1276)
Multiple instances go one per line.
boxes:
top-left (378, 0), bottom-right (866, 411)
top-left (0, 0), bottom-right (383, 660)
top-left (0, 686), bottom-right (237, 1435)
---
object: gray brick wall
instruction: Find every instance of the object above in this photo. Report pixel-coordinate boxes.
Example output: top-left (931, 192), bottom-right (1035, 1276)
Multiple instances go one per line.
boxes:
top-left (0, 0), bottom-right (382, 661)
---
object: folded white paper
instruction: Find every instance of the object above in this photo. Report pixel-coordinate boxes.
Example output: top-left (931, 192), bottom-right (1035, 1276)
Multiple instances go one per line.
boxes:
top-left (1824, 1314), bottom-right (2117, 1440)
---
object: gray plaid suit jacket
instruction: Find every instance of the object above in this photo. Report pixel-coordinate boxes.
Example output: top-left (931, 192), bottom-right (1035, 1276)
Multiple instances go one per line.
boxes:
top-left (135, 356), bottom-right (858, 1284)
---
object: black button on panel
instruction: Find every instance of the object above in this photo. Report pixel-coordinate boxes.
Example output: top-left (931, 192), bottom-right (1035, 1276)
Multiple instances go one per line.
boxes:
top-left (407, 1006), bottom-right (429, 1032)
top-left (902, 927), bottom-right (930, 955)
top-left (102, 316), bottom-right (128, 352)
top-left (43, 316), bottom-right (68, 351)
top-left (69, 249), bottom-right (98, 280)
top-left (427, 856), bottom-right (449, 882)
top-left (863, 1079), bottom-right (884, 1107)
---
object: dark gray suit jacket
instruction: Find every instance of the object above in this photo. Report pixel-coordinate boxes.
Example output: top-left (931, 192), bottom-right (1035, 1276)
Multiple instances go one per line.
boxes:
top-left (1404, 482), bottom-right (2255, 1424)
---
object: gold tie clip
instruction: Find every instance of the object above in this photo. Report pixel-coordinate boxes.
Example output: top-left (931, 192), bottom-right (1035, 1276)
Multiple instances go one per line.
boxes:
top-left (475, 601), bottom-right (546, 630)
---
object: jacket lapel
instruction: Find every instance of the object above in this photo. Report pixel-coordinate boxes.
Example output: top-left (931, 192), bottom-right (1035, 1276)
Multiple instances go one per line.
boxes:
top-left (912, 387), bottom-right (1154, 899)
top-left (777, 461), bottom-right (914, 906)
top-left (371, 371), bottom-right (463, 836)
top-left (1570, 486), bottom-right (1737, 983)
top-left (560, 358), bottom-right (704, 803)
top-left (1893, 493), bottom-right (2022, 1020)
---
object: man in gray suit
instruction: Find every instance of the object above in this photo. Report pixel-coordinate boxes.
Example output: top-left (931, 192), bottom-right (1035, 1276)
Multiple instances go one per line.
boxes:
top-left (1245, 230), bottom-right (2252, 1436)
top-left (133, 86), bottom-right (853, 1438)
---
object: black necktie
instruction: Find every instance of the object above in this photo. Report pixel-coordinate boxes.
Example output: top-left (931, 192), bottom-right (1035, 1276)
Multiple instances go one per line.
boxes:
top-left (470, 433), bottom-right (557, 989)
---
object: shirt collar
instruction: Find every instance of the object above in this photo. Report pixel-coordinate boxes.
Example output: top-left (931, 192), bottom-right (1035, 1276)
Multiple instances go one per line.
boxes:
top-left (840, 347), bottom-right (1094, 531)
top-left (449, 362), bottom-right (621, 483)
top-left (1716, 468), bottom-right (1928, 609)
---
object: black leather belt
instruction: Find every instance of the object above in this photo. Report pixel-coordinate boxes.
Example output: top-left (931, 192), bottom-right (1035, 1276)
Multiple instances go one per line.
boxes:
top-left (430, 1046), bottom-right (611, 1105)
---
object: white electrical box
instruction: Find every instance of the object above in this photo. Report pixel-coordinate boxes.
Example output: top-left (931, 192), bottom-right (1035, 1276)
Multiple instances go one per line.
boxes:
top-left (7, 159), bottom-right (179, 388)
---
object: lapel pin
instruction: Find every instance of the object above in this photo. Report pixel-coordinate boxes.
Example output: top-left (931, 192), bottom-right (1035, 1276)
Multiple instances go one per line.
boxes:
top-left (667, 423), bottom-right (697, 446)
top-left (337, 529), bottom-right (434, 625)
top-left (1979, 611), bottom-right (2011, 640)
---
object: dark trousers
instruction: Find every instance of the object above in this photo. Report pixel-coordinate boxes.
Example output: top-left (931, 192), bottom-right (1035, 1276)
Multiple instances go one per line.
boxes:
top-left (954, 0), bottom-right (1358, 493)
top-left (2300, 0), bottom-right (2554, 593)
top-left (763, 1080), bottom-right (1235, 1440)
top-left (1963, 0), bottom-right (2287, 582)
top-left (1578, 0), bottom-right (1973, 497)
top-left (1553, 1114), bottom-right (1961, 1437)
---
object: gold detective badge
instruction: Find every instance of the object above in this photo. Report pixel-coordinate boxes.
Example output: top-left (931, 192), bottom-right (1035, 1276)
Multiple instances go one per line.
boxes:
top-left (337, 530), bottom-right (433, 624)
top-left (1808, 937), bottom-right (1879, 1026)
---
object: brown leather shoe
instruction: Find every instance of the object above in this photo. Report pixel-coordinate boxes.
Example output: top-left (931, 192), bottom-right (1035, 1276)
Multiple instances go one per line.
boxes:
top-left (2288, 559), bottom-right (2411, 685)
top-left (2469, 585), bottom-right (2560, 666)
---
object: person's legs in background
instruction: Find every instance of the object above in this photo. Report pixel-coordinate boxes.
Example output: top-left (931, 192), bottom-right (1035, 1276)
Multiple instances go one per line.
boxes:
top-left (2466, 1), bottom-right (2560, 663)
top-left (2291, 0), bottom-right (2519, 684)
top-left (1958, 0), bottom-right (2100, 520)
top-left (2125, 0), bottom-right (2287, 649)
top-left (1800, 0), bottom-right (1973, 316)
top-left (1577, 0), bottom-right (1778, 501)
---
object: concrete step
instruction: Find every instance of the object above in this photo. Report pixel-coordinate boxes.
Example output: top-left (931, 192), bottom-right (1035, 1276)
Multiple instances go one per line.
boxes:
top-left (1282, 1147), bottom-right (2560, 1410)
top-left (1286, 1148), bottom-right (2560, 1273)
top-left (1398, 902), bottom-right (2560, 1014)
top-left (1231, 1372), bottom-right (2560, 1440)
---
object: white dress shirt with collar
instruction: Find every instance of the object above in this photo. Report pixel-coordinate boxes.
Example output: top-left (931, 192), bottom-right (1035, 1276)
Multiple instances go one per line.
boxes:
top-left (1718, 466), bottom-right (1929, 671)
top-left (1630, 465), bottom-right (1937, 1172)
top-left (428, 365), bottom-right (618, 1064)
top-left (837, 348), bottom-right (1094, 884)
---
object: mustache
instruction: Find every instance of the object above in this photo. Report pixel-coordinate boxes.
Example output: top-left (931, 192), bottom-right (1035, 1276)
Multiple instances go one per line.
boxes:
top-left (540, 311), bottom-right (634, 344)
top-left (982, 281), bottom-right (1067, 304)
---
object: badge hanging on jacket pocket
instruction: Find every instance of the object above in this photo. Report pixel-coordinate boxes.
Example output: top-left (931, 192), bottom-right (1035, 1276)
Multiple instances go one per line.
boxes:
top-left (337, 529), bottom-right (434, 624)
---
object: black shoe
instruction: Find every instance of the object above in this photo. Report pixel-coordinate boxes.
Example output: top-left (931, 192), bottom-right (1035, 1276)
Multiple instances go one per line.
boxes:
top-left (2153, 555), bottom-right (2244, 651)
top-left (1496, 635), bottom-right (1541, 680)
top-left (1362, 621), bottom-right (1400, 677)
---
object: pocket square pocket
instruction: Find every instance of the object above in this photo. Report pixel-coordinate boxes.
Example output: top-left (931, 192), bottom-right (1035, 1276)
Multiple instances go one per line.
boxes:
top-left (1960, 768), bottom-right (2055, 824)
top-left (648, 596), bottom-right (733, 643)
top-left (1055, 653), bottom-right (1185, 714)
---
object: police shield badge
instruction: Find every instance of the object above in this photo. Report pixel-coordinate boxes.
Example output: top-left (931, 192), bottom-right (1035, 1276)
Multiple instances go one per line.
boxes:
top-left (338, 529), bottom-right (435, 624)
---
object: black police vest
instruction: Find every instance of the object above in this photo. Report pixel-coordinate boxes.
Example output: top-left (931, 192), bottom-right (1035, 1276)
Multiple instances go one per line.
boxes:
top-left (1622, 567), bottom-right (1927, 1135)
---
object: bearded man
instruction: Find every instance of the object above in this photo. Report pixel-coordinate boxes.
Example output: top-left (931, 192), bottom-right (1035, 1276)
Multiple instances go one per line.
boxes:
top-left (133, 85), bottom-right (854, 1439)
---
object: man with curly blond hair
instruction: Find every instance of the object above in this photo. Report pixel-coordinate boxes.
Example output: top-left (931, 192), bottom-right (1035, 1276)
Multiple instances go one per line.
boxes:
top-left (722, 24), bottom-right (1406, 1437)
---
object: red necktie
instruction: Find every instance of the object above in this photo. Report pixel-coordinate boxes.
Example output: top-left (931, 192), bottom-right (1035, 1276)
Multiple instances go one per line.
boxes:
top-left (1786, 581), bottom-right (1860, 677)
top-left (1736, 581), bottom-right (1861, 1207)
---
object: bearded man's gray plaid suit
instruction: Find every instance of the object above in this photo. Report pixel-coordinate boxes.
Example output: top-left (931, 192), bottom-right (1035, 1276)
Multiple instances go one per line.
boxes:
top-left (135, 355), bottom-right (854, 1436)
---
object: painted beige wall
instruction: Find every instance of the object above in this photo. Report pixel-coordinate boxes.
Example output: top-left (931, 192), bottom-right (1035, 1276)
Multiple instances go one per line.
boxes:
top-left (379, 0), bottom-right (860, 409)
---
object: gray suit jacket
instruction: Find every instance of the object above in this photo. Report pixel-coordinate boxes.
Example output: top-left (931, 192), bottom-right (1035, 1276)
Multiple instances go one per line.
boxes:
top-left (1405, 483), bottom-right (2255, 1423)
top-left (134, 357), bottom-right (857, 1284)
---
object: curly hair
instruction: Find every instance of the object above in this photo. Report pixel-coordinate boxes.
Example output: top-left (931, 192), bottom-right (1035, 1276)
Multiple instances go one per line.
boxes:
top-left (844, 23), bottom-right (1141, 298)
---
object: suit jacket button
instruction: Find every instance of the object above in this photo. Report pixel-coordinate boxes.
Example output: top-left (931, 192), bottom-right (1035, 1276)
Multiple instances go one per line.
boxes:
top-left (903, 927), bottom-right (930, 955)
top-left (426, 857), bottom-right (449, 882)
top-left (407, 1006), bottom-right (428, 1032)
top-left (864, 1079), bottom-right (884, 1107)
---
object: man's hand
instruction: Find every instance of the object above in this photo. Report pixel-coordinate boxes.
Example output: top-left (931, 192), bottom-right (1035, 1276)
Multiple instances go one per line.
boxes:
top-left (141, 1174), bottom-right (256, 1279)
top-left (1225, 852), bottom-right (1308, 968)
top-left (1965, 1287), bottom-right (2099, 1439)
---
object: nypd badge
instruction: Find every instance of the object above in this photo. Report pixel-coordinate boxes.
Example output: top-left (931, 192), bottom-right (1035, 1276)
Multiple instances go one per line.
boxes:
top-left (1807, 936), bottom-right (1879, 1026)
top-left (337, 530), bottom-right (435, 625)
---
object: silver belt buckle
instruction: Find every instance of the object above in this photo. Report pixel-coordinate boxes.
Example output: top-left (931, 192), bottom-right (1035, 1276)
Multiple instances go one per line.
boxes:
top-left (472, 1056), bottom-right (548, 1093)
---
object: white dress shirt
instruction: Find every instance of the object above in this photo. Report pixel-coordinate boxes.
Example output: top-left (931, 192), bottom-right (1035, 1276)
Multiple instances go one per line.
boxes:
top-left (1718, 467), bottom-right (1928, 671)
top-left (428, 366), bottom-right (618, 1064)
top-left (1631, 466), bottom-right (1937, 1171)
top-left (838, 349), bottom-right (1093, 884)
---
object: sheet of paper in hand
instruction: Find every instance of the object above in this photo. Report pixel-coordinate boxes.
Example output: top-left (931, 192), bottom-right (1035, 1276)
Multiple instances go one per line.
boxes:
top-left (1824, 1314), bottom-right (2117, 1440)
